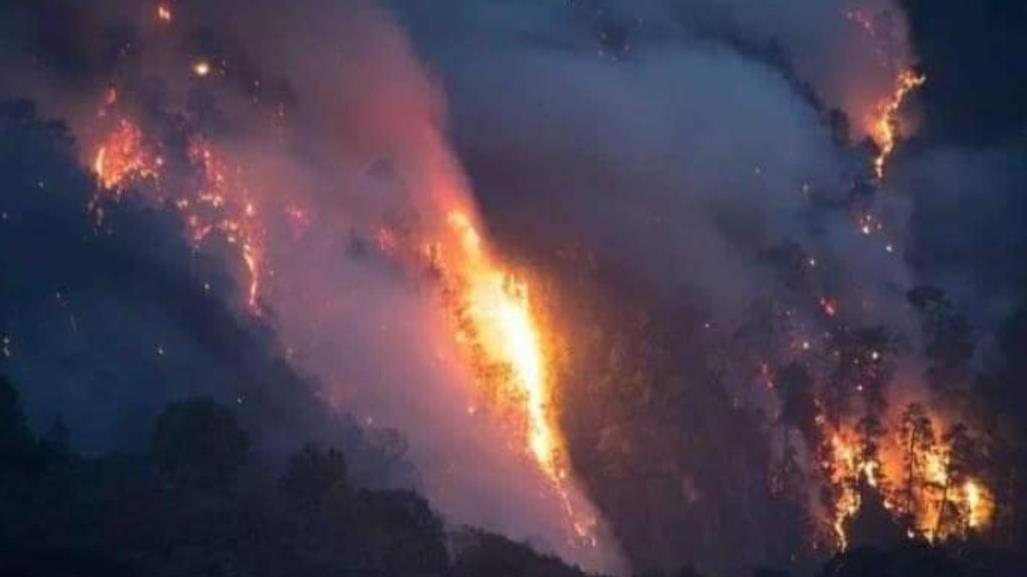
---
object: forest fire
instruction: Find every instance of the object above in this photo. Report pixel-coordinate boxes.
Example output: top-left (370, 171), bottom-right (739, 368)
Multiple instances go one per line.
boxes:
top-left (89, 112), bottom-right (264, 312)
top-left (81, 56), bottom-right (602, 557)
top-left (869, 69), bottom-right (926, 179)
top-left (819, 406), bottom-right (995, 550)
top-left (86, 88), bottom-right (594, 549)
top-left (432, 209), bottom-right (598, 546)
top-left (92, 119), bottom-right (162, 193)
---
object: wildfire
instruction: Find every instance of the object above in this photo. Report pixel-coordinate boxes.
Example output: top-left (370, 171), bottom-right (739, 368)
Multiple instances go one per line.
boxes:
top-left (186, 140), bottom-right (265, 311)
top-left (819, 409), bottom-right (994, 550)
top-left (448, 212), bottom-right (555, 469)
top-left (84, 83), bottom-right (595, 545)
top-left (869, 69), bottom-right (926, 179)
top-left (435, 209), bottom-right (597, 545)
top-left (825, 429), bottom-right (881, 549)
top-left (90, 112), bottom-right (264, 312)
top-left (92, 119), bottom-right (162, 192)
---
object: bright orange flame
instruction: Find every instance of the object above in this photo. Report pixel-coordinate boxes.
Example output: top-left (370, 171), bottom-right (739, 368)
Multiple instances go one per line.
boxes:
top-left (964, 479), bottom-right (993, 530)
top-left (89, 110), bottom-right (264, 312)
top-left (869, 70), bottom-right (926, 179)
top-left (187, 140), bottom-right (264, 312)
top-left (459, 241), bottom-right (550, 464)
top-left (441, 209), bottom-right (596, 544)
top-left (819, 412), bottom-right (994, 550)
top-left (826, 430), bottom-right (879, 549)
top-left (447, 211), bottom-right (558, 471)
top-left (92, 119), bottom-right (162, 191)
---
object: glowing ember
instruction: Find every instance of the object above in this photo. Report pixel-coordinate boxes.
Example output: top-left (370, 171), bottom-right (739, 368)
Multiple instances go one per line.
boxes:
top-left (193, 60), bottom-right (211, 77)
top-left (869, 70), bottom-right (926, 179)
top-left (89, 108), bottom-right (264, 312)
top-left (186, 140), bottom-right (265, 312)
top-left (156, 4), bottom-right (172, 23)
top-left (92, 119), bottom-right (162, 192)
top-left (819, 297), bottom-right (838, 318)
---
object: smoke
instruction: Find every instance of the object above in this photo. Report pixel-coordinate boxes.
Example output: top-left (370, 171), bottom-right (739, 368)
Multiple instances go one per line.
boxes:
top-left (3, 0), bottom-right (1023, 574)
top-left (381, 0), bottom-right (999, 572)
top-left (0, 0), bottom-right (624, 572)
top-left (383, 0), bottom-right (922, 353)
top-left (895, 0), bottom-right (1027, 331)
top-left (0, 99), bottom-right (411, 486)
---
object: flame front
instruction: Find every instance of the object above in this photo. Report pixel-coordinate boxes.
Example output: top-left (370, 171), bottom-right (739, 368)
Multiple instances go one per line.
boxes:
top-left (448, 212), bottom-right (556, 473)
top-left (439, 210), bottom-right (597, 545)
top-left (84, 72), bottom-right (600, 553)
top-left (92, 119), bottom-right (162, 192)
top-left (89, 111), bottom-right (265, 313)
top-left (869, 69), bottom-right (926, 179)
top-left (820, 413), bottom-right (994, 550)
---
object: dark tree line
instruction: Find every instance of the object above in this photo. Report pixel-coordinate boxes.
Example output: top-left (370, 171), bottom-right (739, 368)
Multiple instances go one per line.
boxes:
top-left (0, 374), bottom-right (594, 577)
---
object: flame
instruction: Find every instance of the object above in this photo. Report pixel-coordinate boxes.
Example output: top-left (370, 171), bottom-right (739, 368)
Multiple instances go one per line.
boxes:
top-left (91, 119), bottom-right (162, 191)
top-left (825, 430), bottom-right (881, 549)
top-left (89, 111), bottom-right (264, 312)
top-left (964, 479), bottom-right (993, 530)
top-left (186, 140), bottom-right (265, 312)
top-left (448, 211), bottom-right (554, 471)
top-left (819, 411), bottom-right (994, 549)
top-left (869, 70), bottom-right (926, 179)
top-left (87, 105), bottom-right (591, 541)
top-left (437, 209), bottom-right (597, 545)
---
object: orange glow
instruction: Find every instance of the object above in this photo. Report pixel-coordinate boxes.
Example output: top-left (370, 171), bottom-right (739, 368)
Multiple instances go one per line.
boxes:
top-left (868, 70), bottom-right (926, 179)
top-left (193, 60), bottom-right (211, 77)
top-left (964, 479), bottom-right (994, 530)
top-left (186, 140), bottom-right (265, 312)
top-left (818, 410), bottom-right (994, 550)
top-left (437, 209), bottom-right (597, 545)
top-left (819, 297), bottom-right (838, 317)
top-left (156, 4), bottom-right (172, 23)
top-left (92, 119), bottom-right (162, 191)
top-left (825, 430), bottom-right (880, 549)
top-left (450, 211), bottom-right (553, 471)
top-left (89, 107), bottom-right (264, 312)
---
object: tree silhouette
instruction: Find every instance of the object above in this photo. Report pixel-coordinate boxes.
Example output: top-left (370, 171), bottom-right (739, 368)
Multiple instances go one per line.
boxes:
top-left (0, 374), bottom-right (35, 472)
top-left (936, 423), bottom-right (978, 536)
top-left (908, 286), bottom-right (976, 394)
top-left (899, 403), bottom-right (935, 518)
top-left (279, 443), bottom-right (349, 511)
top-left (778, 362), bottom-right (817, 447)
top-left (149, 397), bottom-right (249, 492)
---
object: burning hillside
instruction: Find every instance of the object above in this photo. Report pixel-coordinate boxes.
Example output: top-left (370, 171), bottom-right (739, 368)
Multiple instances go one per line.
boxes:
top-left (1, 1), bottom-right (1026, 576)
